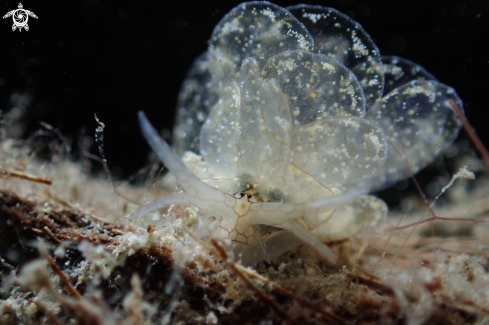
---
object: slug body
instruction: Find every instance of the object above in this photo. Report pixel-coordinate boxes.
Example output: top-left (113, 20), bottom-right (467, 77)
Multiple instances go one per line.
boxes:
top-left (137, 2), bottom-right (463, 264)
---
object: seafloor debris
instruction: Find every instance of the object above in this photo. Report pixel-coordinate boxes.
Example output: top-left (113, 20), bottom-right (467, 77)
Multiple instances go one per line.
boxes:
top-left (1, 179), bottom-right (489, 324)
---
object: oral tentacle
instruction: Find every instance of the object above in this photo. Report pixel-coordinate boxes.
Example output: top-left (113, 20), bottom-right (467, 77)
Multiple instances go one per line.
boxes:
top-left (280, 219), bottom-right (337, 264)
top-left (133, 192), bottom-right (190, 219)
top-left (248, 186), bottom-right (368, 226)
top-left (139, 112), bottom-right (226, 201)
top-left (139, 111), bottom-right (238, 218)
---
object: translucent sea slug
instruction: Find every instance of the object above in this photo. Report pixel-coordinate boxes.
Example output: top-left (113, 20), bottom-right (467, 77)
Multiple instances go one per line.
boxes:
top-left (137, 2), bottom-right (463, 264)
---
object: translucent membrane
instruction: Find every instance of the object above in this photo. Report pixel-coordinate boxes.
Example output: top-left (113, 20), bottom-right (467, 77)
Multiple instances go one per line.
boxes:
top-left (209, 1), bottom-right (313, 81)
top-left (287, 4), bottom-right (384, 107)
top-left (365, 80), bottom-right (463, 188)
top-left (382, 56), bottom-right (437, 95)
top-left (162, 1), bottom-right (463, 264)
top-left (263, 49), bottom-right (366, 124)
top-left (291, 116), bottom-right (387, 185)
top-left (174, 53), bottom-right (217, 155)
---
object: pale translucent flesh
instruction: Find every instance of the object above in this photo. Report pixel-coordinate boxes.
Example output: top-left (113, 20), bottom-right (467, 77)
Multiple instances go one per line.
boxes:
top-left (143, 2), bottom-right (463, 264)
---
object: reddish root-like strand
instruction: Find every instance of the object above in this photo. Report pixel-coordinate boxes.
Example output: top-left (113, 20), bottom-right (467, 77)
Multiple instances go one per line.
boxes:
top-left (450, 99), bottom-right (489, 171)
top-left (43, 249), bottom-right (82, 300)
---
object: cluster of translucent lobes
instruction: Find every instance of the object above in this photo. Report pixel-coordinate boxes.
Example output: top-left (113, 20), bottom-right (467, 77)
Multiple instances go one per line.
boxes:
top-left (141, 2), bottom-right (463, 264)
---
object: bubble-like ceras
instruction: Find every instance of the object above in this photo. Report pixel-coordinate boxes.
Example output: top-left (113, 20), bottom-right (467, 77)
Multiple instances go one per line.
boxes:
top-left (174, 2), bottom-right (386, 155)
top-left (286, 4), bottom-right (384, 107)
top-left (201, 56), bottom-right (387, 196)
top-left (174, 1), bottom-right (314, 155)
top-left (141, 2), bottom-right (463, 264)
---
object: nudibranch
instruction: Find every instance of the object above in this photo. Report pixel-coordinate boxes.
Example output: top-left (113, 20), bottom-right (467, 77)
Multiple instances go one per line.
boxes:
top-left (137, 2), bottom-right (463, 265)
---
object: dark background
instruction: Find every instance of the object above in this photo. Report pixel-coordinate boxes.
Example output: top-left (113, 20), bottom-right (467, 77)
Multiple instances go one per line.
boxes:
top-left (0, 0), bottom-right (488, 194)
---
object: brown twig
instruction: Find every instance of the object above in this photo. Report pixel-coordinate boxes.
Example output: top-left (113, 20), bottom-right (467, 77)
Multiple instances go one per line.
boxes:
top-left (383, 129), bottom-right (438, 277)
top-left (457, 297), bottom-right (489, 315)
top-left (183, 226), bottom-right (346, 324)
top-left (391, 125), bottom-right (437, 220)
top-left (181, 227), bottom-right (295, 323)
top-left (43, 250), bottom-right (82, 300)
top-left (45, 190), bottom-right (116, 226)
top-left (43, 226), bottom-right (61, 243)
top-left (450, 99), bottom-right (489, 171)
top-left (386, 123), bottom-right (479, 274)
top-left (345, 272), bottom-right (395, 296)
top-left (0, 168), bottom-right (52, 185)
top-left (382, 202), bottom-right (406, 277)
top-left (111, 228), bottom-right (125, 235)
top-left (210, 239), bottom-right (297, 325)
top-left (387, 215), bottom-right (489, 231)
top-left (235, 263), bottom-right (347, 324)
